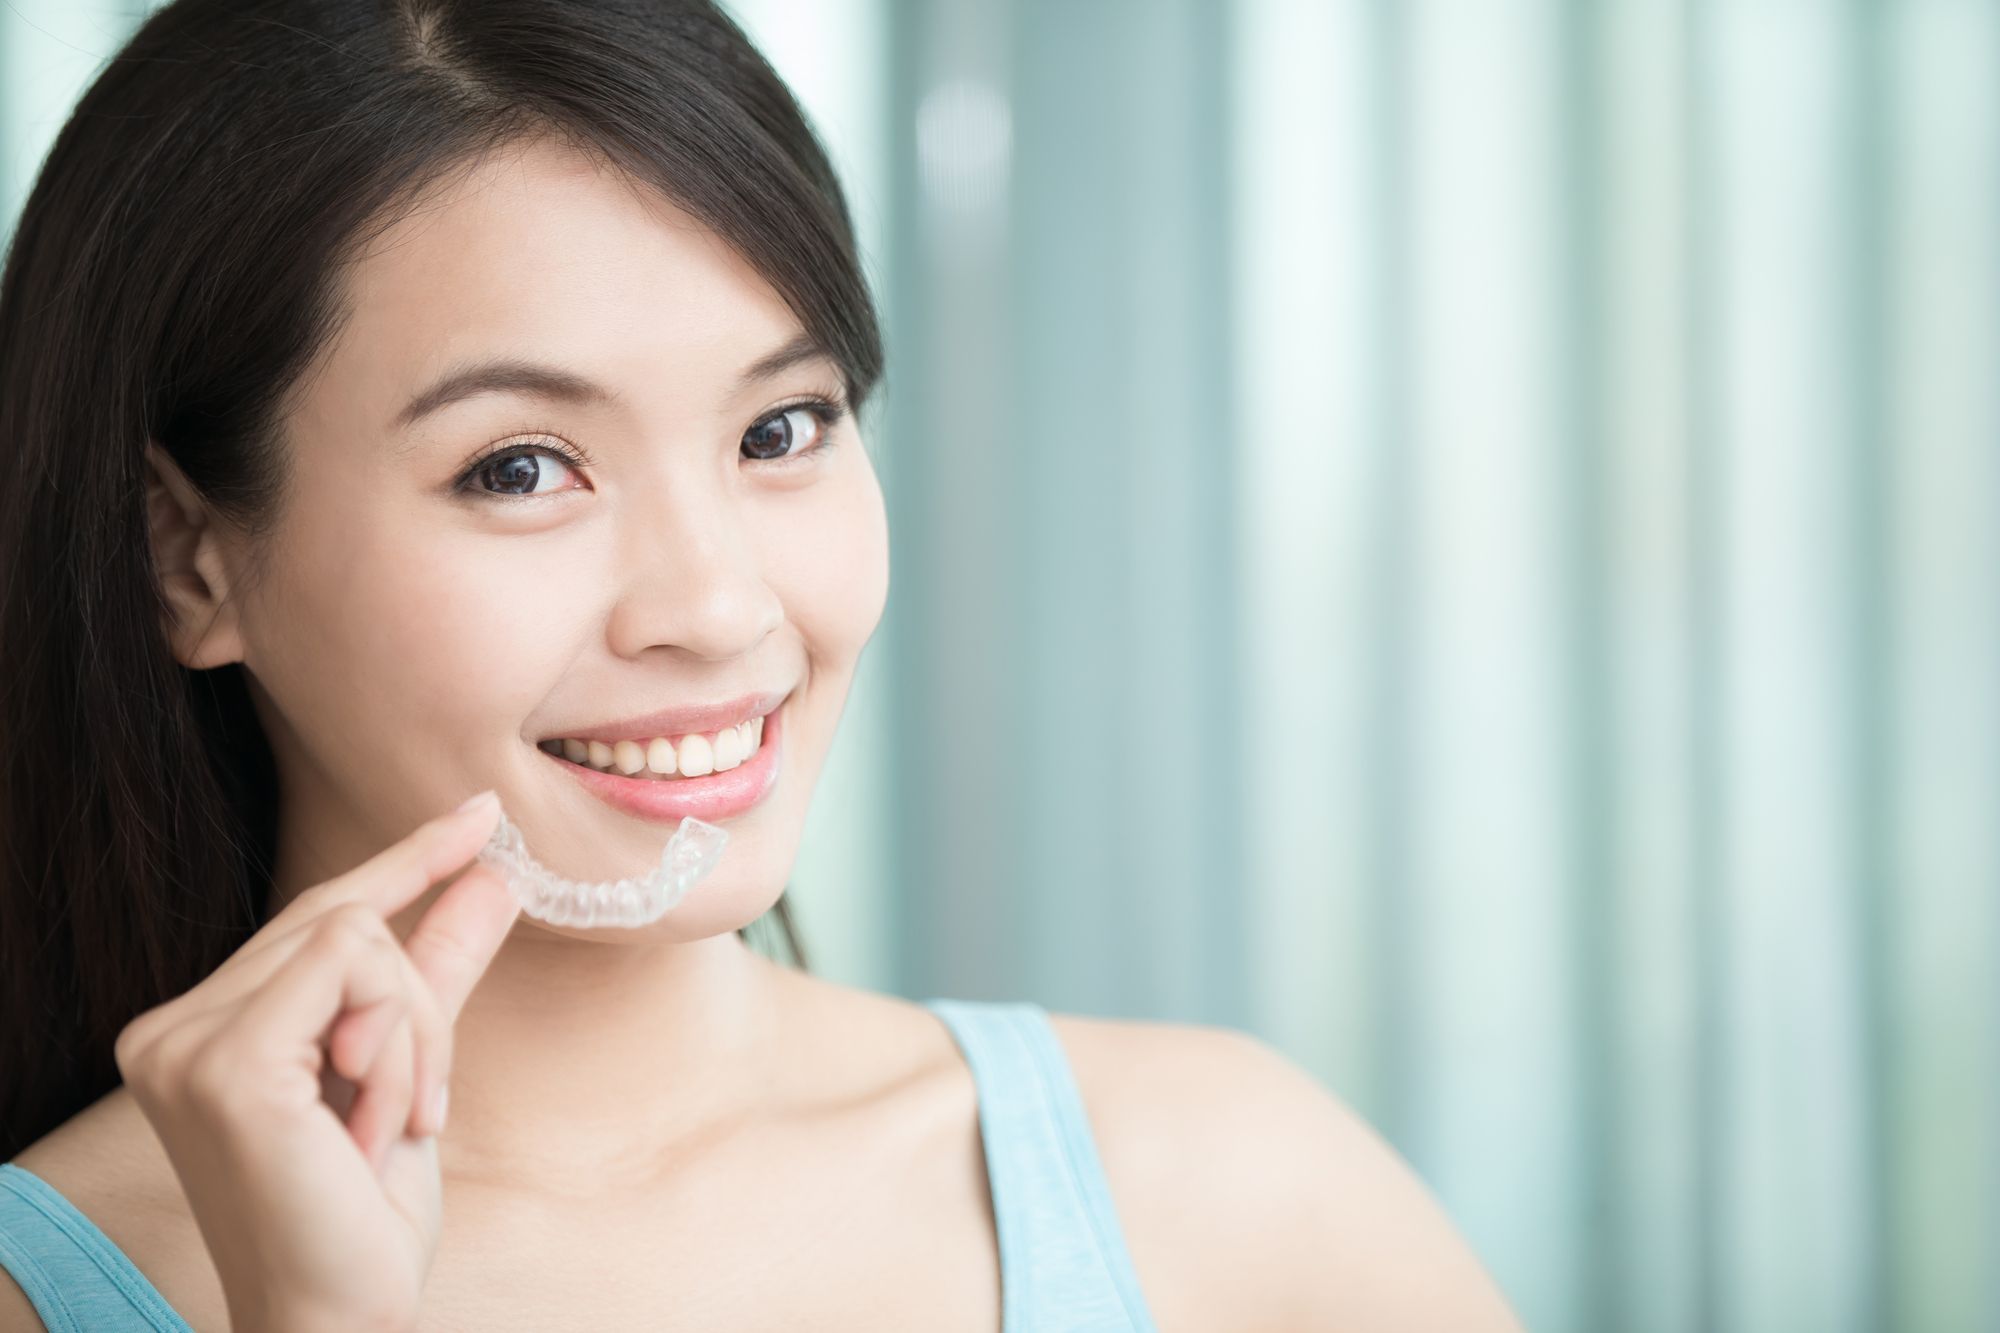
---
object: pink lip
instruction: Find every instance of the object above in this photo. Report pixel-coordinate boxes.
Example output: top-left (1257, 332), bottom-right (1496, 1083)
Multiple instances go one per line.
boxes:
top-left (544, 688), bottom-right (792, 746)
top-left (541, 698), bottom-right (785, 824)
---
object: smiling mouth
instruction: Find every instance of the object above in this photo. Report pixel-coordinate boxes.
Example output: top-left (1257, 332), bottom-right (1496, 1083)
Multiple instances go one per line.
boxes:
top-left (536, 710), bottom-right (771, 782)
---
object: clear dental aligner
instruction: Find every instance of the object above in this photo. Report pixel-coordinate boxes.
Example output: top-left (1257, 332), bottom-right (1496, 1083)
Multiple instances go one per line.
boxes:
top-left (476, 806), bottom-right (729, 929)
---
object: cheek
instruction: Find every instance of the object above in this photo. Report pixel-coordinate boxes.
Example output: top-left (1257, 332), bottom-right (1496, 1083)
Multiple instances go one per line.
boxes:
top-left (250, 455), bottom-right (890, 780)
top-left (761, 468), bottom-right (889, 652)
top-left (256, 508), bottom-right (584, 763)
top-left (373, 537), bottom-right (587, 739)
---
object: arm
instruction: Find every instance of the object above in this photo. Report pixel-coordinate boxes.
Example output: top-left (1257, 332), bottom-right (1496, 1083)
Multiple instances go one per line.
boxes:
top-left (1055, 1014), bottom-right (1525, 1332)
top-left (1171, 1028), bottom-right (1526, 1331)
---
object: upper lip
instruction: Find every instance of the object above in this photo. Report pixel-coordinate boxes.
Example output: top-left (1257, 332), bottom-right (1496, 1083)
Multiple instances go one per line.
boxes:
top-left (540, 687), bottom-right (791, 745)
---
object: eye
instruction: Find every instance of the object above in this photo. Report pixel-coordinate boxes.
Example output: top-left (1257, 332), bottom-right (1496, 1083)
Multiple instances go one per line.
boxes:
top-left (454, 438), bottom-right (591, 500)
top-left (742, 398), bottom-right (846, 467)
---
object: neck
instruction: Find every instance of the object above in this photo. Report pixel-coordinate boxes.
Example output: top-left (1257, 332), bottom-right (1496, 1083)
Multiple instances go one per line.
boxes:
top-left (265, 808), bottom-right (798, 1194)
top-left (423, 927), bottom-right (792, 1191)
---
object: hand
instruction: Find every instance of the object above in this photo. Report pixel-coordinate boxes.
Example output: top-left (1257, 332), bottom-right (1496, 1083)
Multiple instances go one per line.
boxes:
top-left (113, 791), bottom-right (520, 1333)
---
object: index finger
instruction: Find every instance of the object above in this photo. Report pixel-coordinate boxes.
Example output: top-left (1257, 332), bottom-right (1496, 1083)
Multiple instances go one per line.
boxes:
top-left (325, 789), bottom-right (504, 918)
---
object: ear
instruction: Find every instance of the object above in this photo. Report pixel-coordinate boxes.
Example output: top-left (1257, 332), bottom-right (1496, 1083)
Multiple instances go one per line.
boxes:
top-left (145, 439), bottom-right (248, 670)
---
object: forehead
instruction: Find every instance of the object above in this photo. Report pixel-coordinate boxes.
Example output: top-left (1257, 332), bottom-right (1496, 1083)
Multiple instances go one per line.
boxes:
top-left (324, 138), bottom-right (806, 421)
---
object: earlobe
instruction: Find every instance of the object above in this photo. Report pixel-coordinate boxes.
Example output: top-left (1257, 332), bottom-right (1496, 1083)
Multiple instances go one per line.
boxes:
top-left (144, 439), bottom-right (247, 670)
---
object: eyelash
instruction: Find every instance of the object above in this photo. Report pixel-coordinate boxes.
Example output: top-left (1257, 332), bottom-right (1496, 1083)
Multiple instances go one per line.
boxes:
top-left (451, 393), bottom-right (850, 500)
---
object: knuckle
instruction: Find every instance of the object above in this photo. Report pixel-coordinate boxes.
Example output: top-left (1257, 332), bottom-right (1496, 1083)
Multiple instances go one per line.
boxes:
top-left (132, 1020), bottom-right (205, 1097)
top-left (289, 874), bottom-right (346, 913)
top-left (112, 1010), bottom-right (161, 1075)
top-left (181, 1040), bottom-right (247, 1114)
top-left (315, 901), bottom-right (389, 950)
top-left (419, 924), bottom-right (483, 972)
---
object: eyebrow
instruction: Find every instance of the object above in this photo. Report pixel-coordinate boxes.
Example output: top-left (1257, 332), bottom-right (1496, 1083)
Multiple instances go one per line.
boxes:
top-left (391, 331), bottom-right (834, 430)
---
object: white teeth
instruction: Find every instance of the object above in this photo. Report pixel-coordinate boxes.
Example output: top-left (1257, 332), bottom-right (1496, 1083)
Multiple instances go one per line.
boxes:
top-left (547, 716), bottom-right (766, 780)
top-left (677, 733), bottom-right (715, 777)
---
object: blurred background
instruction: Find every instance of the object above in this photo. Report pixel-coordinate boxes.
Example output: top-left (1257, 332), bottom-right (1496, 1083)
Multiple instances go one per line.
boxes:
top-left (5, 2), bottom-right (1996, 1330)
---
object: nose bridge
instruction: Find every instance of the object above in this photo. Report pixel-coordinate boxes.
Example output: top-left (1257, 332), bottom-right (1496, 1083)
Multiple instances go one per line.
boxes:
top-left (604, 464), bottom-right (782, 660)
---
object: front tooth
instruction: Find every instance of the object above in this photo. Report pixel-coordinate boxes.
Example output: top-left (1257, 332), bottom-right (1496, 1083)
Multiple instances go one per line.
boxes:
top-left (612, 740), bottom-right (647, 775)
top-left (563, 738), bottom-right (589, 763)
top-left (713, 726), bottom-right (744, 771)
top-left (646, 737), bottom-right (677, 775)
top-left (678, 733), bottom-right (715, 777)
top-left (587, 740), bottom-right (615, 769)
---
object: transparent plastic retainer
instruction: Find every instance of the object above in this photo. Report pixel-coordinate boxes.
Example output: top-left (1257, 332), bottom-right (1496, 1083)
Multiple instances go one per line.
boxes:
top-left (476, 806), bottom-right (729, 929)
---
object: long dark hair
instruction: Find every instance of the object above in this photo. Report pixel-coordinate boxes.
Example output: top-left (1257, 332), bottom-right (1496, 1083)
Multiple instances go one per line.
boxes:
top-left (0, 0), bottom-right (883, 1161)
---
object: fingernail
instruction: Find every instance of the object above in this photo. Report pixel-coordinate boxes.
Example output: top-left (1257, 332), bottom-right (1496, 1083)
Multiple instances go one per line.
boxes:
top-left (431, 1083), bottom-right (449, 1133)
top-left (455, 789), bottom-right (498, 816)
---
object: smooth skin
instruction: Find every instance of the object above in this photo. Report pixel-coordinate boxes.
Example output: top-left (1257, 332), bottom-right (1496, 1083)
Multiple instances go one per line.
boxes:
top-left (3, 136), bottom-right (1524, 1330)
top-left (112, 794), bottom-right (520, 1331)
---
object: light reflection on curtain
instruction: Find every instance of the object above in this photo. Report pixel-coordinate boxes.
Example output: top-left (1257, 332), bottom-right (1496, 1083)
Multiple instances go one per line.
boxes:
top-left (861, 3), bottom-right (2000, 1331)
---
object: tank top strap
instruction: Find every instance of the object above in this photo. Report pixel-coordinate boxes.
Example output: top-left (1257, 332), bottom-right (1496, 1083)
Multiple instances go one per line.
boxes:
top-left (0, 1163), bottom-right (193, 1332)
top-left (921, 997), bottom-right (1158, 1332)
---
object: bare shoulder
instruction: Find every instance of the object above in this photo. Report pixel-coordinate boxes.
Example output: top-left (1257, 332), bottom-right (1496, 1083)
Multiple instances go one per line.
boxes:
top-left (0, 1263), bottom-right (39, 1332)
top-left (5, 1089), bottom-right (223, 1329)
top-left (1044, 1012), bottom-right (1525, 1332)
top-left (10, 1087), bottom-right (173, 1225)
top-left (4, 1093), bottom-right (153, 1332)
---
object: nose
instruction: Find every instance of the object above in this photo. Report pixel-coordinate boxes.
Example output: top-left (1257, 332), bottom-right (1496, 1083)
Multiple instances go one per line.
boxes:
top-left (603, 480), bottom-right (784, 662)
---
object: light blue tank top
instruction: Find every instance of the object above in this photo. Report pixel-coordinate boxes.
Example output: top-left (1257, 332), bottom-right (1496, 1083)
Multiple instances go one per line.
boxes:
top-left (0, 997), bottom-right (1157, 1331)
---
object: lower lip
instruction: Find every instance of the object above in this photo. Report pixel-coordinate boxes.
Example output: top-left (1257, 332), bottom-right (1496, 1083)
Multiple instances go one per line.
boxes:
top-left (540, 699), bottom-right (785, 824)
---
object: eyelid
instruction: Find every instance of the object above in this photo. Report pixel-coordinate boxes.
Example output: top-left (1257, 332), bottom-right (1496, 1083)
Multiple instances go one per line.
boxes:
top-left (451, 430), bottom-right (594, 498)
top-left (451, 387), bottom-right (852, 497)
top-left (758, 393), bottom-right (849, 464)
top-left (766, 388), bottom-right (850, 427)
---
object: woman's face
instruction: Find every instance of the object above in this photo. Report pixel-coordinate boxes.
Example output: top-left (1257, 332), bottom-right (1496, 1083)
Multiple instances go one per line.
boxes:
top-left (225, 137), bottom-right (888, 940)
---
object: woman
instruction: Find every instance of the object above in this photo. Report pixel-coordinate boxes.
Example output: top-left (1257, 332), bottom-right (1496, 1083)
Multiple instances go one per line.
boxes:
top-left (0, 1), bottom-right (1523, 1328)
